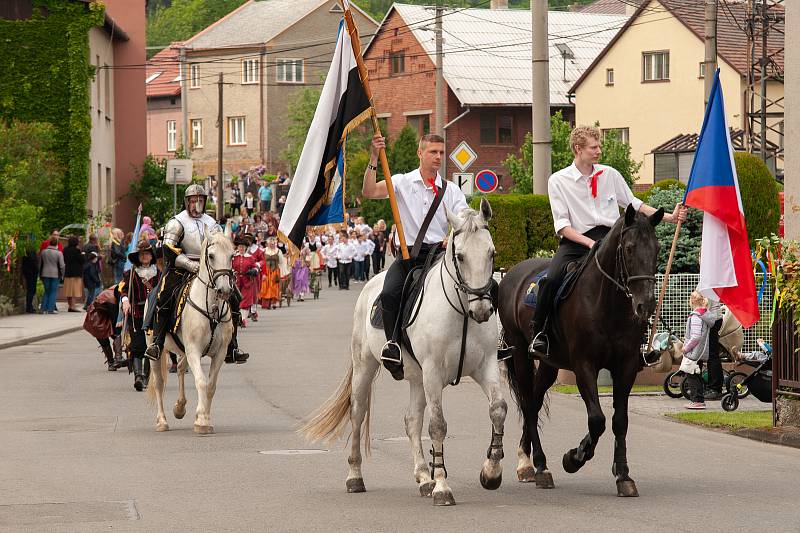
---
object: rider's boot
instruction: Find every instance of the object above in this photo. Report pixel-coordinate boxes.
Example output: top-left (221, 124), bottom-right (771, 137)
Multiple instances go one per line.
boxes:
top-left (380, 306), bottom-right (404, 381)
top-left (225, 318), bottom-right (249, 364)
top-left (528, 319), bottom-right (550, 361)
top-left (144, 308), bottom-right (169, 361)
top-left (101, 343), bottom-right (118, 371)
top-left (133, 357), bottom-right (144, 392)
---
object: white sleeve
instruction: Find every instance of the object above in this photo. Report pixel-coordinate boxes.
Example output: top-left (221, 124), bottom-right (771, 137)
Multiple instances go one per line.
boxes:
top-left (611, 167), bottom-right (643, 211)
top-left (446, 182), bottom-right (469, 213)
top-left (548, 178), bottom-right (571, 234)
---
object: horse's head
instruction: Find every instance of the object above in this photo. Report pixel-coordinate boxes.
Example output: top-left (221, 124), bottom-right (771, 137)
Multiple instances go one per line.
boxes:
top-left (445, 198), bottom-right (496, 323)
top-left (199, 224), bottom-right (236, 299)
top-left (613, 204), bottom-right (664, 321)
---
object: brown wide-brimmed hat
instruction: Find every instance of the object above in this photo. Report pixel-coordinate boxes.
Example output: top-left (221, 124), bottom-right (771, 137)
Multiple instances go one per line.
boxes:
top-left (234, 235), bottom-right (248, 247)
top-left (127, 239), bottom-right (154, 266)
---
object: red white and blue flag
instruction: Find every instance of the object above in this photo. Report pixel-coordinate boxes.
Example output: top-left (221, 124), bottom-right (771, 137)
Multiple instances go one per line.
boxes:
top-left (684, 69), bottom-right (759, 328)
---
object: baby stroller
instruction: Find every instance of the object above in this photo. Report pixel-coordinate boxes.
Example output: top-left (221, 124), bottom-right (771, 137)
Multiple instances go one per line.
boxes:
top-left (721, 339), bottom-right (773, 412)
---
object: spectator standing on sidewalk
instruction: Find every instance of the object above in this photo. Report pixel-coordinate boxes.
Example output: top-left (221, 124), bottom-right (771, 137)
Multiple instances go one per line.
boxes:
top-left (109, 228), bottom-right (127, 284)
top-left (21, 249), bottom-right (38, 313)
top-left (39, 235), bottom-right (64, 314)
top-left (83, 252), bottom-right (102, 310)
top-left (62, 236), bottom-right (84, 312)
top-left (39, 228), bottom-right (63, 253)
top-left (680, 291), bottom-right (713, 410)
top-left (258, 179), bottom-right (273, 213)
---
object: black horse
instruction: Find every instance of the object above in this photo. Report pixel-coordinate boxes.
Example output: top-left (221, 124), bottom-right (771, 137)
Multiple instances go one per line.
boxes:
top-left (498, 205), bottom-right (663, 497)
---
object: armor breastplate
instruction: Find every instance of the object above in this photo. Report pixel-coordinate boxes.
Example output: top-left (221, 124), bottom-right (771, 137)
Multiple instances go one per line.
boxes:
top-left (173, 211), bottom-right (217, 260)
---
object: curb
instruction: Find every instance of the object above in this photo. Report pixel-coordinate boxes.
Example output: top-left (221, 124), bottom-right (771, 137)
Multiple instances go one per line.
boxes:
top-left (0, 326), bottom-right (84, 352)
top-left (735, 427), bottom-right (800, 449)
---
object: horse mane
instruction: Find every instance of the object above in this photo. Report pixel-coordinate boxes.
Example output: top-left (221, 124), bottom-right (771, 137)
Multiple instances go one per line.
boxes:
top-left (456, 208), bottom-right (485, 234)
top-left (205, 228), bottom-right (234, 254)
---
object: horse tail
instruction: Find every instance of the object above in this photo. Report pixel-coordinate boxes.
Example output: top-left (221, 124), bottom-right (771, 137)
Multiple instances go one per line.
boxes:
top-left (299, 361), bottom-right (354, 446)
top-left (504, 352), bottom-right (550, 427)
top-left (145, 351), bottom-right (169, 406)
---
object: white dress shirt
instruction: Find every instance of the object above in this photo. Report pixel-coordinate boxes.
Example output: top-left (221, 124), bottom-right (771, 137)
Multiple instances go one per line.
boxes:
top-left (391, 169), bottom-right (469, 246)
top-left (548, 162), bottom-right (643, 235)
top-left (335, 242), bottom-right (356, 263)
top-left (354, 241), bottom-right (366, 261)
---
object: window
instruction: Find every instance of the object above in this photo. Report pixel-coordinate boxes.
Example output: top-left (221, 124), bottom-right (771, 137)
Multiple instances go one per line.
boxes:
top-left (699, 61), bottom-right (706, 78)
top-left (407, 114), bottom-right (429, 137)
top-left (167, 120), bottom-right (176, 152)
top-left (601, 127), bottom-right (630, 144)
top-left (642, 51), bottom-right (669, 81)
top-left (228, 116), bottom-right (246, 145)
top-left (191, 119), bottom-right (203, 148)
top-left (242, 58), bottom-right (259, 84)
top-left (606, 68), bottom-right (615, 86)
top-left (277, 59), bottom-right (304, 83)
top-left (390, 51), bottom-right (405, 75)
top-left (190, 63), bottom-right (200, 88)
top-left (479, 112), bottom-right (514, 145)
top-left (104, 63), bottom-right (111, 116)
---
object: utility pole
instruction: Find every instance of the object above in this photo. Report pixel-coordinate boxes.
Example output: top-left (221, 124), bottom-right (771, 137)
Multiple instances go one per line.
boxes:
top-left (217, 72), bottom-right (224, 220)
top-left (704, 0), bottom-right (718, 106)
top-left (435, 2), bottom-right (445, 173)
top-left (179, 47), bottom-right (189, 154)
top-left (531, 0), bottom-right (550, 195)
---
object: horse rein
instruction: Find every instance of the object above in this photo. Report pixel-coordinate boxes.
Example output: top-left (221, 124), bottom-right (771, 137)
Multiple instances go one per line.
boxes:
top-left (185, 241), bottom-right (233, 358)
top-left (593, 226), bottom-right (655, 301)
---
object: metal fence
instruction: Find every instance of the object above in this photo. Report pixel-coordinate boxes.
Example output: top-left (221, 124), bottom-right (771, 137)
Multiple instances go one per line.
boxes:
top-left (654, 273), bottom-right (772, 353)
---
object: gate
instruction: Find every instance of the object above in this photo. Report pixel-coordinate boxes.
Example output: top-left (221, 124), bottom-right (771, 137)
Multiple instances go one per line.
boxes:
top-left (771, 311), bottom-right (800, 425)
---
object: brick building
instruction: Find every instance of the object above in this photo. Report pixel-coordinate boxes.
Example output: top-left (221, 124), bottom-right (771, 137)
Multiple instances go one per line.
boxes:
top-left (364, 3), bottom-right (625, 192)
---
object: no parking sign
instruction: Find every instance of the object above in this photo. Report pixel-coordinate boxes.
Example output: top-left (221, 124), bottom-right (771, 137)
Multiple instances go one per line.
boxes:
top-left (474, 169), bottom-right (498, 193)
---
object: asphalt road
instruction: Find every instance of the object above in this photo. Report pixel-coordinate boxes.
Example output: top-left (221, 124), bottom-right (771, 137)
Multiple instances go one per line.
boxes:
top-left (0, 282), bottom-right (798, 532)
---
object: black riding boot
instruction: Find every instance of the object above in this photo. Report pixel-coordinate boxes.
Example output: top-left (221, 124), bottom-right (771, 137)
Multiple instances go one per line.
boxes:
top-left (101, 343), bottom-right (118, 371)
top-left (380, 305), bottom-right (403, 381)
top-left (144, 314), bottom-right (168, 361)
top-left (528, 317), bottom-right (550, 360)
top-left (133, 357), bottom-right (145, 391)
top-left (225, 315), bottom-right (249, 364)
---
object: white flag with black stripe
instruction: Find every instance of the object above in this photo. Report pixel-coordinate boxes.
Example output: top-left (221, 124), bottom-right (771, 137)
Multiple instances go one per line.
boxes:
top-left (278, 13), bottom-right (371, 252)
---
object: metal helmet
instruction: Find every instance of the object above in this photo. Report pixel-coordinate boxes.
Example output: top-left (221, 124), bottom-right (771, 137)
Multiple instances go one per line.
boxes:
top-left (183, 183), bottom-right (208, 217)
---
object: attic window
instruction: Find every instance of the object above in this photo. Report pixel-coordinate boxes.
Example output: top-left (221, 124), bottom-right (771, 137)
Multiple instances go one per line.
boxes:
top-left (329, 3), bottom-right (343, 12)
top-left (146, 72), bottom-right (162, 84)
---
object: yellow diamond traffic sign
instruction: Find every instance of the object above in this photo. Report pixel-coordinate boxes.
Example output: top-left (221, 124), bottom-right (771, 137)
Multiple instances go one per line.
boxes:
top-left (449, 141), bottom-right (477, 172)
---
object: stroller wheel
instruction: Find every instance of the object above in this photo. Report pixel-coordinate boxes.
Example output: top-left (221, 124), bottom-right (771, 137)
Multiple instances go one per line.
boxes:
top-left (663, 371), bottom-right (684, 398)
top-left (727, 372), bottom-right (750, 399)
top-left (721, 393), bottom-right (739, 412)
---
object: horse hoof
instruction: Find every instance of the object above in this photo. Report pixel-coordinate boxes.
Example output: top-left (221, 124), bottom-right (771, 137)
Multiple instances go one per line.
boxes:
top-left (517, 465), bottom-right (536, 483)
top-left (346, 478), bottom-right (366, 493)
top-left (419, 480), bottom-right (435, 497)
top-left (173, 405), bottom-right (186, 419)
top-left (562, 451), bottom-right (583, 474)
top-left (432, 491), bottom-right (456, 506)
top-left (534, 471), bottom-right (555, 489)
top-left (155, 423), bottom-right (169, 432)
top-left (616, 480), bottom-right (639, 497)
top-left (480, 470), bottom-right (502, 490)
top-left (194, 424), bottom-right (214, 435)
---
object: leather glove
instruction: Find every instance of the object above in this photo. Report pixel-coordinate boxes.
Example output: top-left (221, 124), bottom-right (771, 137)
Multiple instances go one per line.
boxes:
top-left (246, 268), bottom-right (258, 276)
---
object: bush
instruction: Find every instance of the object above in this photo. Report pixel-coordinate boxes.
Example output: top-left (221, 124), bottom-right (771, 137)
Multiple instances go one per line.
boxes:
top-left (647, 184), bottom-right (702, 273)
top-left (128, 155), bottom-right (190, 227)
top-left (734, 152), bottom-right (779, 246)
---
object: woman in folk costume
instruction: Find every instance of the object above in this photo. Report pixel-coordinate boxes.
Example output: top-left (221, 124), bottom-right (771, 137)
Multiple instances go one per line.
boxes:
top-left (232, 235), bottom-right (260, 325)
top-left (292, 243), bottom-right (312, 302)
top-left (260, 237), bottom-right (282, 310)
top-left (119, 239), bottom-right (162, 391)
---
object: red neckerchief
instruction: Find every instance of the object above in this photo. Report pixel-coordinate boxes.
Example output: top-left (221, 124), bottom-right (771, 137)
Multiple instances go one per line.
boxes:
top-left (426, 177), bottom-right (438, 196)
top-left (589, 169), bottom-right (604, 198)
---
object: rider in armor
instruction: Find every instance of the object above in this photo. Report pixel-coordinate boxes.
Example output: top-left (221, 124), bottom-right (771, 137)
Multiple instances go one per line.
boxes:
top-left (144, 184), bottom-right (249, 364)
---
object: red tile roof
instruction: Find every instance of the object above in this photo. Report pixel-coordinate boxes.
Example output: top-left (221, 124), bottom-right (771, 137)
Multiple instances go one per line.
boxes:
top-left (146, 43), bottom-right (182, 98)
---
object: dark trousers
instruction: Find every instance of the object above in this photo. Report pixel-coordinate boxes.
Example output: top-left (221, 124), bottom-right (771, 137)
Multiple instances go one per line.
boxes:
top-left (354, 260), bottom-right (365, 281)
top-left (706, 318), bottom-right (724, 392)
top-left (372, 252), bottom-right (383, 275)
top-left (338, 262), bottom-right (351, 289)
top-left (532, 226), bottom-right (610, 329)
top-left (327, 266), bottom-right (338, 286)
top-left (24, 274), bottom-right (37, 311)
top-left (363, 256), bottom-right (371, 280)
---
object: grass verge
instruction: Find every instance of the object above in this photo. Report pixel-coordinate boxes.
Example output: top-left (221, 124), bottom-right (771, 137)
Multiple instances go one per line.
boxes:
top-left (665, 410), bottom-right (772, 431)
top-left (551, 384), bottom-right (664, 395)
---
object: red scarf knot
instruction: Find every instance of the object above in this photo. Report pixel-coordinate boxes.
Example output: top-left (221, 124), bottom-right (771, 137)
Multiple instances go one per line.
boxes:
top-left (589, 169), bottom-right (604, 198)
top-left (427, 177), bottom-right (438, 196)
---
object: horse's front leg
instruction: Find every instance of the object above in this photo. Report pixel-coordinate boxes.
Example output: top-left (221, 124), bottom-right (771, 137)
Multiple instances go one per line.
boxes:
top-left (150, 347), bottom-right (169, 432)
top-left (473, 357), bottom-right (508, 491)
top-left (173, 353), bottom-right (187, 420)
top-left (185, 348), bottom-right (213, 435)
top-left (204, 342), bottom-right (228, 423)
top-left (563, 365), bottom-right (605, 474)
top-left (405, 379), bottom-right (434, 496)
top-left (423, 377), bottom-right (454, 506)
top-left (610, 363), bottom-right (639, 497)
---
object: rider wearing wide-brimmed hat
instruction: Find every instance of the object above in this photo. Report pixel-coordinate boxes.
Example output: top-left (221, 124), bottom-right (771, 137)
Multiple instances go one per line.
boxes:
top-left (528, 125), bottom-right (688, 359)
top-left (143, 184), bottom-right (249, 364)
top-left (120, 238), bottom-right (162, 391)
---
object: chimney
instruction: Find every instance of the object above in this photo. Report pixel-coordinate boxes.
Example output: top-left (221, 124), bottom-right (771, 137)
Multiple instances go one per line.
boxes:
top-left (490, 0), bottom-right (508, 9)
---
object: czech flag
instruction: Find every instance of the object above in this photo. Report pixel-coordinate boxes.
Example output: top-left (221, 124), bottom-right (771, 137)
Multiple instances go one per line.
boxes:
top-left (684, 70), bottom-right (759, 328)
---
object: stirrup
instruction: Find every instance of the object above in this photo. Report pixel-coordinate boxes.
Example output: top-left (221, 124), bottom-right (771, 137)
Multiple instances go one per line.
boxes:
top-left (380, 341), bottom-right (402, 364)
top-left (144, 343), bottom-right (162, 361)
top-left (528, 331), bottom-right (549, 359)
top-left (497, 338), bottom-right (514, 362)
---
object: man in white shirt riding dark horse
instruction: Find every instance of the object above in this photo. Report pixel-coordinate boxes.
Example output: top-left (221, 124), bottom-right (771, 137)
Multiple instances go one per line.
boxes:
top-left (363, 133), bottom-right (503, 381)
top-left (529, 126), bottom-right (687, 359)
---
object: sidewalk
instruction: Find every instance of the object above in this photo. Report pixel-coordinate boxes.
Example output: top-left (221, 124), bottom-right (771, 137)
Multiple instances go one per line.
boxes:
top-left (0, 302), bottom-right (86, 351)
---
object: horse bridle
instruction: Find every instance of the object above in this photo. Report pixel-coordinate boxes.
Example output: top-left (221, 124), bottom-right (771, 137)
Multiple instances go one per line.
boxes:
top-left (593, 226), bottom-right (655, 301)
top-left (185, 241), bottom-right (234, 357)
top-left (442, 226), bottom-right (495, 314)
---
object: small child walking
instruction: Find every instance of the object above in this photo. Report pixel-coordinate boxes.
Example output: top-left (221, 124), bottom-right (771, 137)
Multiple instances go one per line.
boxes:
top-left (679, 291), bottom-right (713, 410)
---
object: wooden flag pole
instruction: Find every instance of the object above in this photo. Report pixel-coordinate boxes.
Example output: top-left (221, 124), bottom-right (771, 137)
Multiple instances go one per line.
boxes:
top-left (648, 214), bottom-right (683, 352)
top-left (341, 3), bottom-right (410, 260)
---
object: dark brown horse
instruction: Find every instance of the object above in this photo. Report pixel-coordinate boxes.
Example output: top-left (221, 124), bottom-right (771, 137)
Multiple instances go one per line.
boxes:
top-left (498, 205), bottom-right (663, 497)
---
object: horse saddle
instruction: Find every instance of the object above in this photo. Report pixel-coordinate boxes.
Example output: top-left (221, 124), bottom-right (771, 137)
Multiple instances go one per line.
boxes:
top-left (522, 244), bottom-right (599, 312)
top-left (369, 265), bottom-right (427, 332)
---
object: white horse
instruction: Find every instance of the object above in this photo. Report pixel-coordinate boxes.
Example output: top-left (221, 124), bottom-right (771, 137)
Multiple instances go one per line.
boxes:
top-left (145, 225), bottom-right (236, 435)
top-left (302, 199), bottom-right (507, 506)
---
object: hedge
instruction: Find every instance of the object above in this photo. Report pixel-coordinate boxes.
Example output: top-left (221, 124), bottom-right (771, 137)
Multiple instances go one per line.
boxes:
top-left (734, 152), bottom-right (779, 246)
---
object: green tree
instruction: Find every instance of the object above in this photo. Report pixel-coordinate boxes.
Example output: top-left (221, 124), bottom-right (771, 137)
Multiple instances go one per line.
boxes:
top-left (280, 87), bottom-right (322, 172)
top-left (388, 125), bottom-right (419, 174)
top-left (128, 155), bottom-right (191, 227)
top-left (734, 152), bottom-right (779, 246)
top-left (598, 127), bottom-right (641, 186)
top-left (147, 0), bottom-right (248, 50)
top-left (646, 182), bottom-right (703, 273)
